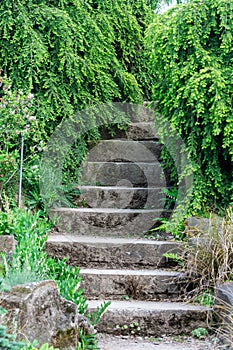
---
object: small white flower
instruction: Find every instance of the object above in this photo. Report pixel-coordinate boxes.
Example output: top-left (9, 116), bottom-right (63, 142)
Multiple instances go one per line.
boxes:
top-left (28, 116), bottom-right (36, 121)
top-left (26, 93), bottom-right (34, 100)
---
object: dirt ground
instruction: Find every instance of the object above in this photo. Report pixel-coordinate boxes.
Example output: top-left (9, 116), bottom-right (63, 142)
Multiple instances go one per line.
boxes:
top-left (97, 333), bottom-right (222, 350)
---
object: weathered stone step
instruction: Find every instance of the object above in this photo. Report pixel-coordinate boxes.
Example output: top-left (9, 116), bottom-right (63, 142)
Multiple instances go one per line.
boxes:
top-left (46, 235), bottom-right (181, 270)
top-left (126, 122), bottom-right (159, 140)
top-left (50, 207), bottom-right (171, 237)
top-left (77, 186), bottom-right (166, 209)
top-left (87, 300), bottom-right (211, 336)
top-left (80, 162), bottom-right (166, 188)
top-left (100, 122), bottom-right (159, 141)
top-left (80, 268), bottom-right (186, 301)
top-left (85, 140), bottom-right (162, 163)
top-left (99, 122), bottom-right (159, 141)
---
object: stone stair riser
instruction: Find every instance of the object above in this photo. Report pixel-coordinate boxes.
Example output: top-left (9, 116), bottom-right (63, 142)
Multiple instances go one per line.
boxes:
top-left (45, 238), bottom-right (181, 270)
top-left (126, 122), bottom-right (159, 140)
top-left (98, 122), bottom-right (159, 141)
top-left (80, 271), bottom-right (186, 301)
top-left (77, 186), bottom-right (166, 209)
top-left (88, 304), bottom-right (211, 336)
top-left (50, 208), bottom-right (170, 237)
top-left (86, 140), bottom-right (162, 163)
top-left (80, 162), bottom-right (166, 188)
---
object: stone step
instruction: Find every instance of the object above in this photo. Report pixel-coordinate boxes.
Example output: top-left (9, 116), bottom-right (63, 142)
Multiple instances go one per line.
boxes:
top-left (80, 268), bottom-right (187, 301)
top-left (126, 122), bottom-right (159, 140)
top-left (46, 235), bottom-right (181, 270)
top-left (100, 122), bottom-right (159, 141)
top-left (77, 186), bottom-right (166, 209)
top-left (87, 300), bottom-right (211, 336)
top-left (80, 162), bottom-right (166, 188)
top-left (50, 207), bottom-right (171, 237)
top-left (85, 140), bottom-right (162, 163)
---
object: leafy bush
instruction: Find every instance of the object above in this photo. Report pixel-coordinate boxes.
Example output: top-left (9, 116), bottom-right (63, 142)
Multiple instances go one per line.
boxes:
top-left (0, 209), bottom-right (87, 314)
top-left (146, 0), bottom-right (233, 212)
top-left (0, 0), bottom-right (157, 208)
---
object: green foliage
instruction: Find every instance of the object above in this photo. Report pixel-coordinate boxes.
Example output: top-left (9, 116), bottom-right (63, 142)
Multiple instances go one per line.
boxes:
top-left (0, 0), bottom-right (157, 207)
top-left (160, 187), bottom-right (178, 210)
top-left (0, 74), bottom-right (42, 208)
top-left (194, 290), bottom-right (214, 307)
top-left (146, 0), bottom-right (233, 212)
top-left (0, 308), bottom-right (24, 350)
top-left (0, 325), bottom-right (25, 350)
top-left (77, 330), bottom-right (100, 350)
top-left (87, 301), bottom-right (111, 326)
top-left (149, 216), bottom-right (185, 240)
top-left (163, 252), bottom-right (184, 265)
top-left (23, 342), bottom-right (59, 350)
top-left (191, 327), bottom-right (208, 339)
top-left (114, 321), bottom-right (141, 336)
top-left (0, 0), bottom-right (155, 122)
top-left (0, 209), bottom-right (87, 314)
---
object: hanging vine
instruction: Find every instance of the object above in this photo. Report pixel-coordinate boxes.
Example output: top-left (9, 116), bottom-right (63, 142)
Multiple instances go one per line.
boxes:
top-left (146, 0), bottom-right (233, 212)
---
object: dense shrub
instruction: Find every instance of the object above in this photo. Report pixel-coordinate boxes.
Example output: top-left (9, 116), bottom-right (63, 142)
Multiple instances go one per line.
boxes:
top-left (146, 0), bottom-right (233, 212)
top-left (0, 0), bottom-right (157, 206)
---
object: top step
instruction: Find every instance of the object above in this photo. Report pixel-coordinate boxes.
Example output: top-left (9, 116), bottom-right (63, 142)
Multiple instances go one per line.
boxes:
top-left (100, 122), bottom-right (160, 141)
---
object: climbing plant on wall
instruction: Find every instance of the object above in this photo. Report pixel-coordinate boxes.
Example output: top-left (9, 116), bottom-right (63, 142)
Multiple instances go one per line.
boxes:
top-left (146, 0), bottom-right (233, 212)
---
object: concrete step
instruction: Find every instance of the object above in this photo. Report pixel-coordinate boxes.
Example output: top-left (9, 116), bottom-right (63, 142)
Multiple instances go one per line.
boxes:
top-left (46, 235), bottom-right (181, 270)
top-left (86, 140), bottom-right (162, 163)
top-left (87, 300), bottom-right (211, 336)
top-left (80, 268), bottom-right (187, 301)
top-left (80, 162), bottom-right (166, 188)
top-left (77, 186), bottom-right (166, 209)
top-left (50, 207), bottom-right (171, 237)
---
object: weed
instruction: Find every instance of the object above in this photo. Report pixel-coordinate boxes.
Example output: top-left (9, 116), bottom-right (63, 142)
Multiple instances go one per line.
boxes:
top-left (77, 330), bottom-right (100, 350)
top-left (150, 217), bottom-right (186, 240)
top-left (87, 301), bottom-right (111, 326)
top-left (191, 327), bottom-right (208, 339)
top-left (194, 290), bottom-right (214, 307)
top-left (125, 276), bottom-right (147, 299)
top-left (163, 253), bottom-right (183, 265)
top-left (114, 321), bottom-right (141, 336)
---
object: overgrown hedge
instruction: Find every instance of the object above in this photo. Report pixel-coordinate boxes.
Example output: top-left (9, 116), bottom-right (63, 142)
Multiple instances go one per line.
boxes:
top-left (0, 0), bottom-right (156, 206)
top-left (146, 0), bottom-right (233, 212)
top-left (0, 0), bottom-right (155, 130)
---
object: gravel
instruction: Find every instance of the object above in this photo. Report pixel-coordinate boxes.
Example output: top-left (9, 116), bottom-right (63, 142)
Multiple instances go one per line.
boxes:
top-left (97, 334), bottom-right (221, 350)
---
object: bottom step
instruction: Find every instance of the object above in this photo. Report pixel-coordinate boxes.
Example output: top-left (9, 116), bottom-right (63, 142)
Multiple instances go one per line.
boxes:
top-left (88, 300), bottom-right (211, 337)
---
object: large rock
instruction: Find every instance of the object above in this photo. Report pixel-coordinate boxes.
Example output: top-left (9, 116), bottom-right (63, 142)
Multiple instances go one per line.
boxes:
top-left (0, 235), bottom-right (17, 255)
top-left (0, 280), bottom-right (94, 349)
top-left (214, 282), bottom-right (233, 346)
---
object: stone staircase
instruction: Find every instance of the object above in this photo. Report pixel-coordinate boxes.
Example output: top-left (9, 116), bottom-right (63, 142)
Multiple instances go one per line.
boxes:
top-left (46, 120), bottom-right (211, 337)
